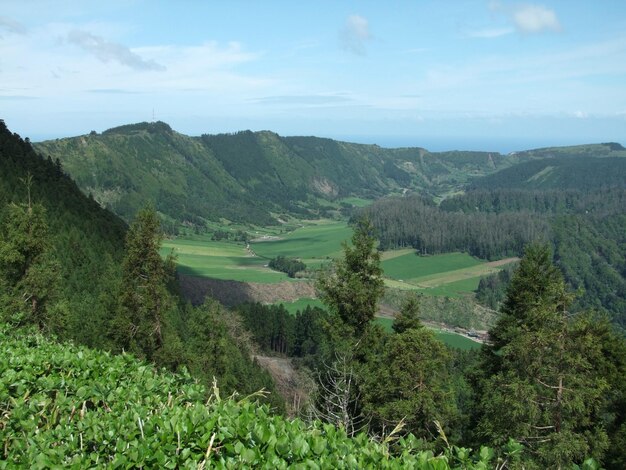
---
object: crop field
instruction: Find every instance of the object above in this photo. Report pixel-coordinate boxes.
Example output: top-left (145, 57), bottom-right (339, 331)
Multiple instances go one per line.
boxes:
top-left (382, 252), bottom-right (518, 297)
top-left (164, 222), bottom-right (515, 301)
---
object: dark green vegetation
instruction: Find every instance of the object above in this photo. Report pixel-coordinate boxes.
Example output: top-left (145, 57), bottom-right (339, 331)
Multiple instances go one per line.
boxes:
top-left (364, 187), bottom-right (626, 330)
top-left (5, 118), bottom-right (626, 468)
top-left (268, 256), bottom-right (306, 278)
top-left (474, 245), bottom-right (626, 469)
top-left (1, 326), bottom-right (518, 469)
top-left (0, 122), bottom-right (281, 410)
top-left (35, 121), bottom-right (521, 228)
top-left (472, 143), bottom-right (626, 190)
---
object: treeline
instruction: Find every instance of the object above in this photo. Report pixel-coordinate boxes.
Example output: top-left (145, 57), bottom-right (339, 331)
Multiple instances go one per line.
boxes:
top-left (236, 304), bottom-right (331, 365)
top-left (363, 190), bottom-right (626, 328)
top-left (361, 195), bottom-right (549, 259)
top-left (268, 255), bottom-right (306, 278)
top-left (0, 122), bottom-right (283, 410)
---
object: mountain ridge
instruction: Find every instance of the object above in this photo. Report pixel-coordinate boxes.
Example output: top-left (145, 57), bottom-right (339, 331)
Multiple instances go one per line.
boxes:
top-left (34, 121), bottom-right (625, 227)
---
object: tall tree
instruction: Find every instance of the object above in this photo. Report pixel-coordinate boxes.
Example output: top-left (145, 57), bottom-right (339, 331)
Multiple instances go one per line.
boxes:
top-left (477, 244), bottom-right (611, 468)
top-left (316, 217), bottom-right (384, 337)
top-left (111, 208), bottom-right (175, 360)
top-left (0, 199), bottom-right (61, 333)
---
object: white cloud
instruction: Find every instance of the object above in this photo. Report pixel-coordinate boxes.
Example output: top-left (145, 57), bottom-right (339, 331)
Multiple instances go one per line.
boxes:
top-left (340, 14), bottom-right (372, 55)
top-left (468, 27), bottom-right (514, 38)
top-left (512, 4), bottom-right (561, 33)
top-left (66, 30), bottom-right (166, 71)
top-left (573, 110), bottom-right (588, 119)
top-left (488, 2), bottom-right (561, 35)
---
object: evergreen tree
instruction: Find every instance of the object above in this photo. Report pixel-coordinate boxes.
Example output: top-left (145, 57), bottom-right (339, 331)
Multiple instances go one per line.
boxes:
top-left (477, 244), bottom-right (611, 468)
top-left (0, 200), bottom-right (61, 332)
top-left (362, 306), bottom-right (457, 443)
top-left (111, 208), bottom-right (175, 360)
top-left (392, 295), bottom-right (423, 333)
top-left (316, 218), bottom-right (384, 337)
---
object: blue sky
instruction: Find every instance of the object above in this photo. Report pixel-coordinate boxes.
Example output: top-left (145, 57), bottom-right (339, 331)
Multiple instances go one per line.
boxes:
top-left (1, 1), bottom-right (626, 151)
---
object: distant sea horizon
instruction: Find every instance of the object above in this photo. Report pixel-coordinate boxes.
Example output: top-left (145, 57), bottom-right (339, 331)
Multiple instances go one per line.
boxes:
top-left (331, 135), bottom-right (625, 155)
top-left (26, 128), bottom-right (623, 156)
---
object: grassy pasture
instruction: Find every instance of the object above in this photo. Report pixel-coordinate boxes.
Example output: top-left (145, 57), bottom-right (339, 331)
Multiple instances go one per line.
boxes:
top-left (161, 238), bottom-right (290, 283)
top-left (251, 221), bottom-right (351, 264)
top-left (382, 252), bottom-right (482, 280)
top-left (381, 251), bottom-right (517, 297)
top-left (374, 318), bottom-right (481, 350)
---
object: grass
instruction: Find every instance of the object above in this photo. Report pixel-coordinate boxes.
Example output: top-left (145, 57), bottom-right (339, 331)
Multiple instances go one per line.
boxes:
top-left (382, 252), bottom-right (482, 281)
top-left (374, 318), bottom-right (481, 351)
top-left (381, 251), bottom-right (517, 297)
top-left (164, 223), bottom-right (514, 302)
top-left (251, 221), bottom-right (351, 263)
top-left (162, 238), bottom-right (289, 283)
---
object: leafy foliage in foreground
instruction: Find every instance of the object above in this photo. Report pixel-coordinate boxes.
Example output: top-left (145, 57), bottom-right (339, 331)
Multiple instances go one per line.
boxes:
top-left (1, 327), bottom-right (513, 469)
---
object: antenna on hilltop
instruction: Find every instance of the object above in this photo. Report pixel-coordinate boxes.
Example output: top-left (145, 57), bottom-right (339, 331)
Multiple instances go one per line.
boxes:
top-left (152, 108), bottom-right (155, 122)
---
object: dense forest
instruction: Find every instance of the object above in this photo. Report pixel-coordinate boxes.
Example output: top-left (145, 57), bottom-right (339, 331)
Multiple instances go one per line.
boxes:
top-left (363, 188), bottom-right (626, 330)
top-left (237, 220), bottom-right (626, 467)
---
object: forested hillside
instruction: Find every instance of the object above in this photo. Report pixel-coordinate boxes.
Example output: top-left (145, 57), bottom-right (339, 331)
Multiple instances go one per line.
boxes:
top-left (364, 188), bottom-right (626, 329)
top-left (35, 122), bottom-right (513, 227)
top-left (471, 155), bottom-right (626, 190)
top-left (0, 120), bottom-right (281, 409)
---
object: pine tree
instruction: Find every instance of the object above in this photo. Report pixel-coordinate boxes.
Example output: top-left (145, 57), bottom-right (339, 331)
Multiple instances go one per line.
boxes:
top-left (111, 208), bottom-right (175, 360)
top-left (0, 199), bottom-right (61, 332)
top-left (392, 295), bottom-right (423, 333)
top-left (316, 218), bottom-right (384, 337)
top-left (362, 302), bottom-right (457, 441)
top-left (477, 244), bottom-right (610, 467)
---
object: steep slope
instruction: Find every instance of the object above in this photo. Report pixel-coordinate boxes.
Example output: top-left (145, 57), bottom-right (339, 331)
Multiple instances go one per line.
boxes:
top-left (0, 326), bottom-right (500, 468)
top-left (0, 119), bottom-right (127, 347)
top-left (472, 143), bottom-right (626, 190)
top-left (35, 122), bottom-right (512, 226)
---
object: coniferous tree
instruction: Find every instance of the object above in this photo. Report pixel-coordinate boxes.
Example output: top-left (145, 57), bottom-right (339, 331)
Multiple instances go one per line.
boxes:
top-left (392, 295), bottom-right (423, 334)
top-left (112, 208), bottom-right (175, 360)
top-left (316, 217), bottom-right (384, 337)
top-left (477, 244), bottom-right (611, 468)
top-left (0, 200), bottom-right (61, 333)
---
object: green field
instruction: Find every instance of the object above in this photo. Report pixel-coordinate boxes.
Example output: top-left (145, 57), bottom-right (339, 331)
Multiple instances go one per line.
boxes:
top-left (382, 252), bottom-right (482, 280)
top-left (374, 318), bottom-right (481, 350)
top-left (164, 222), bottom-right (514, 302)
top-left (381, 251), bottom-right (517, 297)
top-left (251, 221), bottom-right (352, 265)
top-left (161, 238), bottom-right (290, 283)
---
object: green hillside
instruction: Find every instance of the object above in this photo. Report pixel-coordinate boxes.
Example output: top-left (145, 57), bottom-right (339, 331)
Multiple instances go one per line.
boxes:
top-left (472, 154), bottom-right (626, 190)
top-left (34, 122), bottom-right (512, 227)
top-left (0, 120), bottom-right (282, 409)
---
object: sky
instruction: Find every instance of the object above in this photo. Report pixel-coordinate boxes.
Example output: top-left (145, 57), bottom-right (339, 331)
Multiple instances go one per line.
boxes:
top-left (1, 0), bottom-right (626, 152)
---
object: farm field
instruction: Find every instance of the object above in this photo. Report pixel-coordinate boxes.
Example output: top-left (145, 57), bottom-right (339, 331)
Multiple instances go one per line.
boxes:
top-left (374, 318), bottom-right (481, 351)
top-left (164, 221), bottom-right (515, 298)
top-left (251, 220), bottom-right (352, 265)
top-left (382, 252), bottom-right (518, 297)
top-left (161, 238), bottom-right (289, 283)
